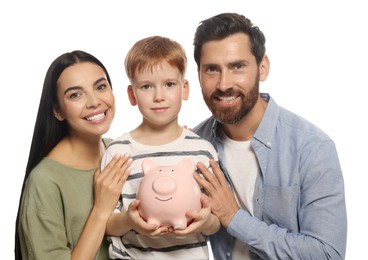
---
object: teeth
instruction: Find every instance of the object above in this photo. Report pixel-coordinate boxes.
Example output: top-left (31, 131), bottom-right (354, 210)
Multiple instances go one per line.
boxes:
top-left (86, 113), bottom-right (105, 121)
top-left (218, 96), bottom-right (236, 102)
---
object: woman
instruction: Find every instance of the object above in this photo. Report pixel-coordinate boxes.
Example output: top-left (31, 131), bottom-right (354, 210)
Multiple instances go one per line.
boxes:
top-left (15, 50), bottom-right (132, 260)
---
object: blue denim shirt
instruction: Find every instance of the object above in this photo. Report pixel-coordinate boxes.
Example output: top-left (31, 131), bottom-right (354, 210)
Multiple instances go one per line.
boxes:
top-left (194, 94), bottom-right (347, 260)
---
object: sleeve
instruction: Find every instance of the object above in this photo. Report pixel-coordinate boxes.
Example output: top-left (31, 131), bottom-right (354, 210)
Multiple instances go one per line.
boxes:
top-left (100, 145), bottom-right (115, 171)
top-left (101, 137), bottom-right (131, 171)
top-left (192, 139), bottom-right (218, 178)
top-left (209, 143), bottom-right (219, 162)
top-left (19, 170), bottom-right (71, 260)
top-left (227, 140), bottom-right (347, 259)
top-left (101, 141), bottom-right (130, 213)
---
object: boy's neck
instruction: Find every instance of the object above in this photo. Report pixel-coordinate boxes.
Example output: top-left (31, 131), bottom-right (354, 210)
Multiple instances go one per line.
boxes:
top-left (130, 123), bottom-right (183, 145)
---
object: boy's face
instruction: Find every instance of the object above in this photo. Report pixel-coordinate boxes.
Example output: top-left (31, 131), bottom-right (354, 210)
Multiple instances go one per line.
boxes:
top-left (128, 61), bottom-right (189, 127)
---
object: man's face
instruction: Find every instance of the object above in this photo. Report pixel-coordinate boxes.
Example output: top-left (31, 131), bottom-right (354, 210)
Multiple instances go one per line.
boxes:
top-left (198, 33), bottom-right (260, 125)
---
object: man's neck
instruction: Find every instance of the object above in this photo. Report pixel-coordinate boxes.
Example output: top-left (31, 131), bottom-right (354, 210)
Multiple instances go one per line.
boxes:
top-left (222, 96), bottom-right (267, 141)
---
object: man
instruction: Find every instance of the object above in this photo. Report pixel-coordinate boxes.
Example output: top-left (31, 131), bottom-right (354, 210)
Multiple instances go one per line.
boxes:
top-left (193, 13), bottom-right (347, 259)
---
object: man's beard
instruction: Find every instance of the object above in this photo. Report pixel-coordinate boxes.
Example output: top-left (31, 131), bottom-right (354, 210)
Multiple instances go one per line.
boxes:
top-left (204, 76), bottom-right (259, 125)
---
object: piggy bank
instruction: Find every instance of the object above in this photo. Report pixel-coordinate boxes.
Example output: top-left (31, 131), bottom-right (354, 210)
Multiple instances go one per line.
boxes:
top-left (136, 158), bottom-right (202, 230)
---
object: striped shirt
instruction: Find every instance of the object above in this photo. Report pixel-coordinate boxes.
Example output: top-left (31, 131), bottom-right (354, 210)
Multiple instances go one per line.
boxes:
top-left (101, 128), bottom-right (218, 259)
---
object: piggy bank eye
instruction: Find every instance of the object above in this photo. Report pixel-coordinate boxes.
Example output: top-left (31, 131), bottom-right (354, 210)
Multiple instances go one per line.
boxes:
top-left (171, 170), bottom-right (174, 173)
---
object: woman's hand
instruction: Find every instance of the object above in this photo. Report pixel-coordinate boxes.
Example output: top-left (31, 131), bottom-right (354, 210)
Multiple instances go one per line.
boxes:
top-left (93, 154), bottom-right (132, 219)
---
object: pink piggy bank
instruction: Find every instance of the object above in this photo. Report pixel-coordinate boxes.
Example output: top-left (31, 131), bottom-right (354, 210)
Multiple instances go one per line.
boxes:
top-left (136, 158), bottom-right (202, 230)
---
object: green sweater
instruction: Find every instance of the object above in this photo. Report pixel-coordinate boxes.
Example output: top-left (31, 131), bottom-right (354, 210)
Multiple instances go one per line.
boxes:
top-left (18, 158), bottom-right (109, 260)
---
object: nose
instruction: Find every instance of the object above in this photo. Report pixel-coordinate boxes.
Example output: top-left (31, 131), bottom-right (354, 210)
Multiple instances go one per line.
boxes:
top-left (86, 92), bottom-right (101, 108)
top-left (218, 70), bottom-right (232, 92)
top-left (152, 176), bottom-right (177, 195)
top-left (153, 87), bottom-right (165, 102)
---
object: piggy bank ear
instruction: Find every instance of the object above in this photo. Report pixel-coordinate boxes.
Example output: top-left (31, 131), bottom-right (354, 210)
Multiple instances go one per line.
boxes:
top-left (142, 158), bottom-right (159, 175)
top-left (177, 159), bottom-right (195, 176)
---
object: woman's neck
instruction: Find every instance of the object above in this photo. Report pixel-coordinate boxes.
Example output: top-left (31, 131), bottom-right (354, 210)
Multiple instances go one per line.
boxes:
top-left (47, 135), bottom-right (104, 170)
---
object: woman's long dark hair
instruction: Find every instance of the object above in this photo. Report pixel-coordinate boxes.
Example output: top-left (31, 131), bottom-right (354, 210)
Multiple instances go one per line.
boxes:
top-left (14, 50), bottom-right (112, 259)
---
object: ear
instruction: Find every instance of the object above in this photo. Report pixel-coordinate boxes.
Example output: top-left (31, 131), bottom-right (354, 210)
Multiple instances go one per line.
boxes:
top-left (142, 158), bottom-right (159, 175)
top-left (197, 68), bottom-right (202, 88)
top-left (182, 79), bottom-right (189, 101)
top-left (177, 158), bottom-right (195, 176)
top-left (53, 106), bottom-right (65, 121)
top-left (127, 85), bottom-right (137, 106)
top-left (259, 54), bottom-right (270, 82)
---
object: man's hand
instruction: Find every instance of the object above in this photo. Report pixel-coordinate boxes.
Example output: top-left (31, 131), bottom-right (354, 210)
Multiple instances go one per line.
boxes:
top-left (195, 160), bottom-right (239, 228)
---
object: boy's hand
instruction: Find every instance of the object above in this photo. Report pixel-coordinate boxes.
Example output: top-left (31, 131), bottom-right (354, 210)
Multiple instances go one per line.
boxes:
top-left (126, 200), bottom-right (169, 237)
top-left (171, 194), bottom-right (220, 236)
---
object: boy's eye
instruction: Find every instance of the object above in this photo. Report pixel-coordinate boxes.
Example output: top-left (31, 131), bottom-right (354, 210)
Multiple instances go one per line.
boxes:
top-left (166, 82), bottom-right (175, 88)
top-left (141, 84), bottom-right (152, 90)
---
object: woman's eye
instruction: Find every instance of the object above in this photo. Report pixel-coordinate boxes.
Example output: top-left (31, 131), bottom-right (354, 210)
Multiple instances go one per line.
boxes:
top-left (97, 84), bottom-right (107, 91)
top-left (69, 93), bottom-right (81, 99)
top-left (69, 92), bottom-right (81, 99)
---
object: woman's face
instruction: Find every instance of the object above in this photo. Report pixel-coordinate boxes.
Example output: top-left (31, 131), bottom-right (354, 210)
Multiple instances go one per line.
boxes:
top-left (54, 62), bottom-right (115, 138)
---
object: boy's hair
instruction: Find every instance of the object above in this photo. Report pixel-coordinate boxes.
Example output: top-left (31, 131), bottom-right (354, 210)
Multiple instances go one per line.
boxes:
top-left (125, 36), bottom-right (187, 83)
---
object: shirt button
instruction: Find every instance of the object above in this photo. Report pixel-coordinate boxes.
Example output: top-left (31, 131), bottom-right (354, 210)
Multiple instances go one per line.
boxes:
top-left (226, 252), bottom-right (231, 257)
top-left (267, 141), bottom-right (272, 146)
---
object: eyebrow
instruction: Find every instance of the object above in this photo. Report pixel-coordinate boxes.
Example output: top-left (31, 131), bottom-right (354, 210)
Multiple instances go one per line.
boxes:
top-left (228, 60), bottom-right (248, 67)
top-left (202, 59), bottom-right (248, 68)
top-left (64, 86), bottom-right (81, 95)
top-left (63, 77), bottom-right (107, 95)
top-left (201, 63), bottom-right (217, 68)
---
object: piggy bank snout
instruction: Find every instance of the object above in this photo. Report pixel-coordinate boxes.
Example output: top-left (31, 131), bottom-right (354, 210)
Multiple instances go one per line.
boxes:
top-left (152, 176), bottom-right (177, 195)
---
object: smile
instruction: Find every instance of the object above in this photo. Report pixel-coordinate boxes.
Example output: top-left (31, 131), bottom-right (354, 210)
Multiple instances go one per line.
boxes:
top-left (217, 96), bottom-right (236, 102)
top-left (86, 112), bottom-right (105, 121)
top-left (155, 197), bottom-right (173, 202)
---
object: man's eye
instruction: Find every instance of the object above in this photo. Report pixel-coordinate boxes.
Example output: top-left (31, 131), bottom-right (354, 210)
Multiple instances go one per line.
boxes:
top-left (234, 63), bottom-right (245, 70)
top-left (206, 66), bottom-right (218, 74)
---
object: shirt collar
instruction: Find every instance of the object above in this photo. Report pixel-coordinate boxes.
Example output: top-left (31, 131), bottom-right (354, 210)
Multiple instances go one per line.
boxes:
top-left (253, 93), bottom-right (279, 149)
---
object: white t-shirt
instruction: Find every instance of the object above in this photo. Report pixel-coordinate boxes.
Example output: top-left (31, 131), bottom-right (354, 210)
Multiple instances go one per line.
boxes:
top-left (101, 128), bottom-right (218, 259)
top-left (221, 129), bottom-right (258, 260)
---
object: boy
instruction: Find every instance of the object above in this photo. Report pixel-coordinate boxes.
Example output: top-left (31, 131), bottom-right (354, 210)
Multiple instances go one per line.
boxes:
top-left (101, 36), bottom-right (220, 259)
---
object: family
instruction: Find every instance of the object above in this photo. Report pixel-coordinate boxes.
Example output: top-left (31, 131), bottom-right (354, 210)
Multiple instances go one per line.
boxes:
top-left (15, 13), bottom-right (347, 260)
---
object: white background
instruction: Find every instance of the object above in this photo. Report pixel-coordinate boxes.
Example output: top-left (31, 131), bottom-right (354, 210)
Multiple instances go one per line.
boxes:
top-left (1, 1), bottom-right (366, 259)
